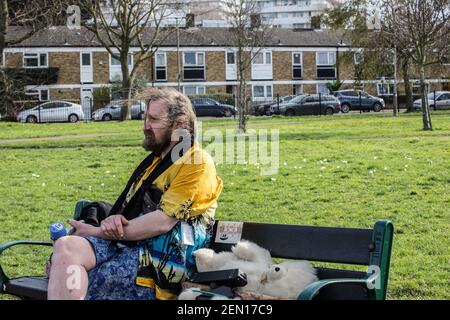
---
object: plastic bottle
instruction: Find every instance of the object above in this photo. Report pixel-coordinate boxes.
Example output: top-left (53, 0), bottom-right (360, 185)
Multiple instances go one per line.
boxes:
top-left (49, 222), bottom-right (67, 241)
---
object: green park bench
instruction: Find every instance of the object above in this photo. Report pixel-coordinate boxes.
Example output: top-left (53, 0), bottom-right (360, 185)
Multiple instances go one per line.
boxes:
top-left (0, 213), bottom-right (393, 300)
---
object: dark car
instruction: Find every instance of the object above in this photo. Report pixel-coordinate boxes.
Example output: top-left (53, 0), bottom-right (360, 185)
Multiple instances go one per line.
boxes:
top-left (270, 94), bottom-right (341, 116)
top-left (190, 98), bottom-right (236, 117)
top-left (254, 95), bottom-right (297, 116)
top-left (333, 90), bottom-right (385, 113)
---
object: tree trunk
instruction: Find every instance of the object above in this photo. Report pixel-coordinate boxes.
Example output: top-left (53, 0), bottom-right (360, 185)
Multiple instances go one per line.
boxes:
top-left (120, 54), bottom-right (132, 121)
top-left (238, 73), bottom-right (246, 133)
top-left (237, 48), bottom-right (247, 133)
top-left (402, 58), bottom-right (414, 112)
top-left (419, 63), bottom-right (432, 130)
top-left (0, 0), bottom-right (7, 117)
top-left (0, 0), bottom-right (7, 57)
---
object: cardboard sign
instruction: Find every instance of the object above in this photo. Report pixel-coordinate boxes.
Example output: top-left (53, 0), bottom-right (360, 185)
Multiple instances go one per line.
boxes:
top-left (214, 221), bottom-right (244, 244)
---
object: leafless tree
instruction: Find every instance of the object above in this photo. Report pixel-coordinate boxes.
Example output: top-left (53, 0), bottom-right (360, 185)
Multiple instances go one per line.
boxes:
top-left (381, 0), bottom-right (450, 130)
top-left (323, 0), bottom-right (416, 116)
top-left (224, 0), bottom-right (272, 133)
top-left (81, 0), bottom-right (178, 120)
top-left (0, 0), bottom-right (68, 119)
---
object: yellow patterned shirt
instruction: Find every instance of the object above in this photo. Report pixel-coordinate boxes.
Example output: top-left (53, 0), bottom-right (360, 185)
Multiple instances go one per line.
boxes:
top-left (125, 143), bottom-right (223, 221)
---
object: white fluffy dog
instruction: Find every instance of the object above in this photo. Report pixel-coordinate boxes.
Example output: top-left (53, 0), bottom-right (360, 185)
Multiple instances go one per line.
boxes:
top-left (193, 240), bottom-right (318, 298)
top-left (193, 241), bottom-right (271, 292)
top-left (261, 261), bottom-right (318, 299)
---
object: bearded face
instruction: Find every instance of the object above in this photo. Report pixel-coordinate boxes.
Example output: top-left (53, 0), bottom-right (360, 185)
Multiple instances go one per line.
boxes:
top-left (142, 100), bottom-right (174, 156)
top-left (142, 126), bottom-right (172, 156)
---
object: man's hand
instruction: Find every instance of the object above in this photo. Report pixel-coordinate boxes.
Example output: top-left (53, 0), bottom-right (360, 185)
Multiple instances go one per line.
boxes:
top-left (100, 215), bottom-right (129, 239)
top-left (67, 219), bottom-right (98, 237)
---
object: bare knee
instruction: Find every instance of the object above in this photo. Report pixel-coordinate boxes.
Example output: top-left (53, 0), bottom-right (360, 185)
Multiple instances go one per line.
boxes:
top-left (52, 236), bottom-right (95, 270)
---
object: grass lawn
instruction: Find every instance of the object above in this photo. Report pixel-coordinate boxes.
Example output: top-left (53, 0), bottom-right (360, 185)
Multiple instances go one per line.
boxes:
top-left (0, 111), bottom-right (449, 300)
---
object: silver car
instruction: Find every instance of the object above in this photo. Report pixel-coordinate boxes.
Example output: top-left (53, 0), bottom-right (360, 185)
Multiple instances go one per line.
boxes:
top-left (92, 100), bottom-right (147, 121)
top-left (414, 91), bottom-right (450, 110)
top-left (17, 101), bottom-right (85, 123)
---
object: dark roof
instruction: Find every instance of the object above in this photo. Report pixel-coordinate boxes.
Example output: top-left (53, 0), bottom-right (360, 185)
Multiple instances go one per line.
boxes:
top-left (6, 26), bottom-right (351, 48)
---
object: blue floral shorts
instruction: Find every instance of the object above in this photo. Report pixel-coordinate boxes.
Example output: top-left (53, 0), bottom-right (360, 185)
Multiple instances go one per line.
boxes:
top-left (84, 236), bottom-right (155, 300)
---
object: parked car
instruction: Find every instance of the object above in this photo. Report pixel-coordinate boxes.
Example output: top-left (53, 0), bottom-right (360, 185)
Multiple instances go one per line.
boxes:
top-left (17, 101), bottom-right (85, 123)
top-left (333, 90), bottom-right (385, 113)
top-left (254, 95), bottom-right (297, 116)
top-left (92, 100), bottom-right (147, 121)
top-left (413, 91), bottom-right (450, 110)
top-left (270, 94), bottom-right (341, 116)
top-left (190, 98), bottom-right (236, 117)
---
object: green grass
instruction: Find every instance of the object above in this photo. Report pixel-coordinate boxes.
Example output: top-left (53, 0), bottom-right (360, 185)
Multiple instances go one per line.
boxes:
top-left (0, 111), bottom-right (449, 300)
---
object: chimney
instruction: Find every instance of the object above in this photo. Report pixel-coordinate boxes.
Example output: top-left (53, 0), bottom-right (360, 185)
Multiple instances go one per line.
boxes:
top-left (186, 14), bottom-right (195, 28)
top-left (250, 14), bottom-right (261, 29)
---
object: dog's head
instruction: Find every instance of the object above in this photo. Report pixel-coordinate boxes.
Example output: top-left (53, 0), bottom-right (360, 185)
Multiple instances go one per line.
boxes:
top-left (267, 264), bottom-right (287, 281)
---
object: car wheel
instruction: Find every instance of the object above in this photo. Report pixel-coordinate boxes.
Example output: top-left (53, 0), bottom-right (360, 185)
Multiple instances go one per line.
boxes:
top-left (68, 114), bottom-right (79, 123)
top-left (285, 109), bottom-right (295, 117)
top-left (224, 109), bottom-right (233, 117)
top-left (102, 114), bottom-right (112, 121)
top-left (325, 108), bottom-right (334, 115)
top-left (373, 103), bottom-right (383, 112)
top-left (341, 103), bottom-right (350, 113)
top-left (26, 115), bottom-right (38, 123)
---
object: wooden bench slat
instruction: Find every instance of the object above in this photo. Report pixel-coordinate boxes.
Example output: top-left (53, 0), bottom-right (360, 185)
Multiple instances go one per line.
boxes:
top-left (210, 222), bottom-right (374, 265)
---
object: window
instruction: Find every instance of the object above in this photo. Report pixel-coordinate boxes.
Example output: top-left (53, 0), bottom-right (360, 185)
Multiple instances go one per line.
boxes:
top-left (316, 52), bottom-right (336, 79)
top-left (184, 86), bottom-right (206, 95)
top-left (227, 52), bottom-right (235, 65)
top-left (341, 91), bottom-right (358, 97)
top-left (354, 49), bottom-right (363, 65)
top-left (81, 53), bottom-right (91, 66)
top-left (25, 89), bottom-right (50, 101)
top-left (265, 52), bottom-right (271, 64)
top-left (183, 52), bottom-right (204, 66)
top-left (254, 53), bottom-right (264, 64)
top-left (438, 93), bottom-right (450, 100)
top-left (377, 82), bottom-right (395, 96)
top-left (41, 89), bottom-right (49, 101)
top-left (23, 53), bottom-right (48, 68)
top-left (155, 53), bottom-right (167, 81)
top-left (110, 54), bottom-right (132, 66)
top-left (292, 52), bottom-right (302, 79)
top-left (252, 85), bottom-right (273, 99)
top-left (281, 12), bottom-right (289, 18)
top-left (317, 83), bottom-right (330, 94)
top-left (183, 52), bottom-right (205, 80)
top-left (253, 86), bottom-right (265, 98)
top-left (317, 52), bottom-right (336, 65)
top-left (412, 82), bottom-right (430, 96)
top-left (253, 52), bottom-right (272, 65)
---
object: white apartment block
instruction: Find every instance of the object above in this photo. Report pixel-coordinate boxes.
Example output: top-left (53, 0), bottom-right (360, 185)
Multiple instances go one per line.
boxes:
top-left (256, 0), bottom-right (329, 29)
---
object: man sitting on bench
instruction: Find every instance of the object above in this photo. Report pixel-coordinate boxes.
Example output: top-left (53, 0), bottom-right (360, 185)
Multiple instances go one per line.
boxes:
top-left (47, 88), bottom-right (223, 300)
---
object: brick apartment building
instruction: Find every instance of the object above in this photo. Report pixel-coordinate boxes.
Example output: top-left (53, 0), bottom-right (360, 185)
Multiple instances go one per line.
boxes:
top-left (2, 26), bottom-right (449, 107)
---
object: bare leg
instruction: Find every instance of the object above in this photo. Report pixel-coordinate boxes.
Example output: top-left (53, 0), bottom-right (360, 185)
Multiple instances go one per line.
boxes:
top-left (47, 236), bottom-right (96, 300)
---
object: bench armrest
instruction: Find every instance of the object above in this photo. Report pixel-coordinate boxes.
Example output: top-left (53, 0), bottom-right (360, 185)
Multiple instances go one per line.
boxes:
top-left (0, 241), bottom-right (53, 292)
top-left (0, 241), bottom-right (52, 254)
top-left (297, 274), bottom-right (377, 300)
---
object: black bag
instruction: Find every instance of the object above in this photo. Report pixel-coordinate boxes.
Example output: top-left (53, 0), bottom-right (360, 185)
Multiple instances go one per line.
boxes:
top-left (77, 201), bottom-right (113, 227)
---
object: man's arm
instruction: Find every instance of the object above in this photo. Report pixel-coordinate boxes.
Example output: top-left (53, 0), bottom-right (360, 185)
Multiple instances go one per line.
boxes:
top-left (68, 210), bottom-right (178, 241)
top-left (120, 210), bottom-right (178, 241)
